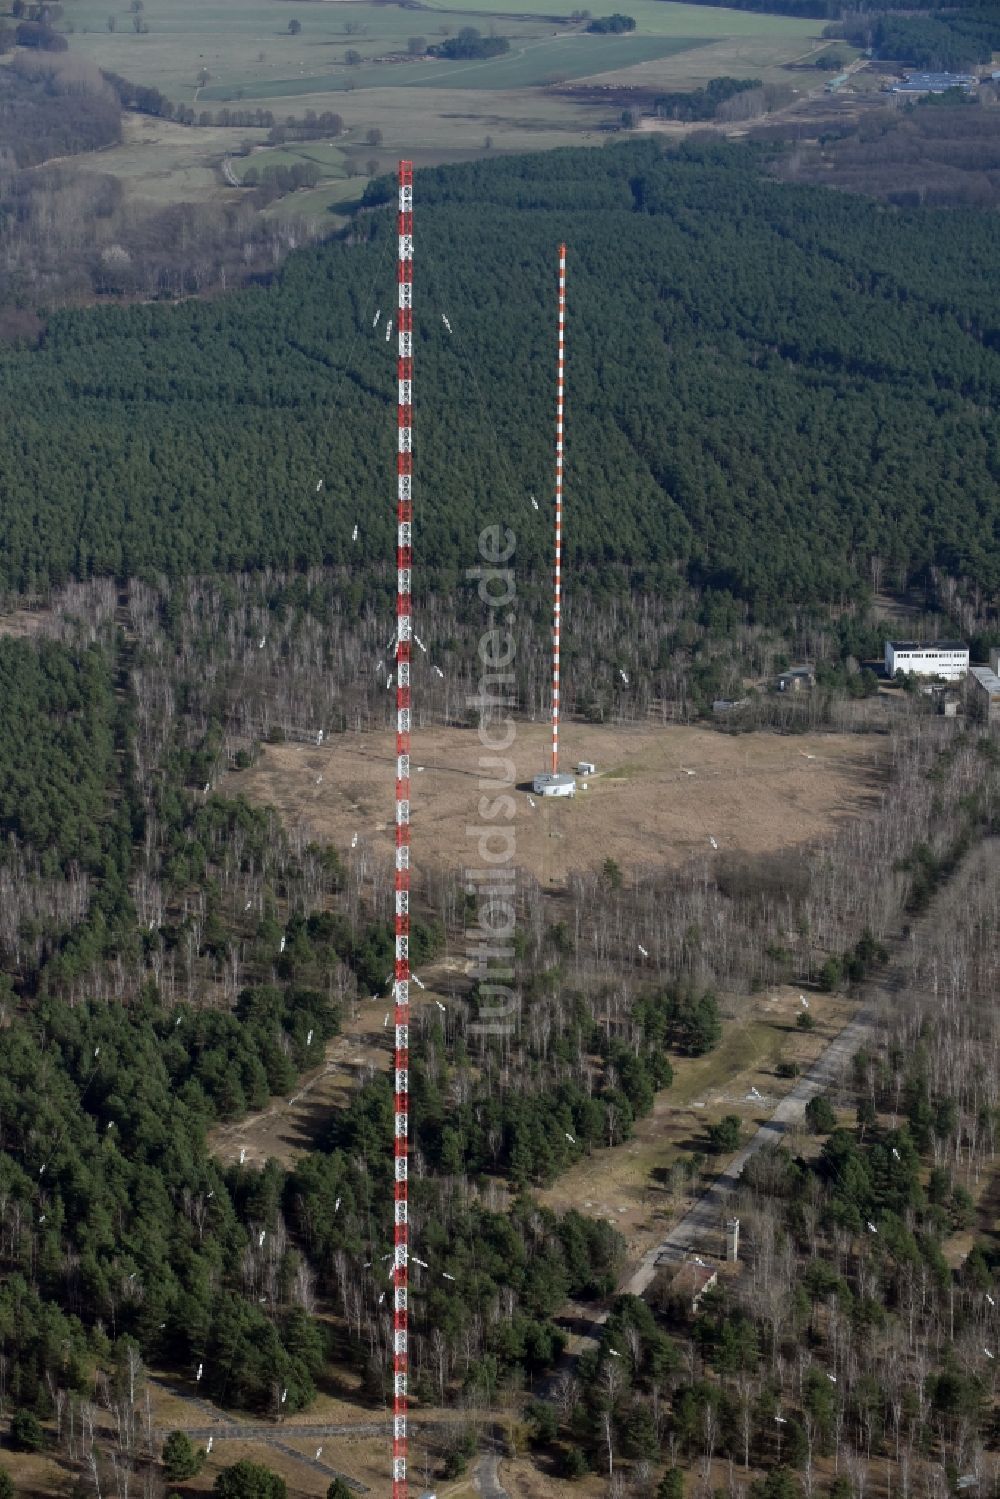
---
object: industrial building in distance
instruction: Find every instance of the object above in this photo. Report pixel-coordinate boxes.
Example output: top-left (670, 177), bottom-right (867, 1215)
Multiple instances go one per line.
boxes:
top-left (970, 650), bottom-right (1000, 723)
top-left (890, 71), bottom-right (977, 94)
top-left (885, 639), bottom-right (969, 681)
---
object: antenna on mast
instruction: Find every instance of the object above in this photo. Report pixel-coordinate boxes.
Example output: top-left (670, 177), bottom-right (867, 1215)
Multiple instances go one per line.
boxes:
top-left (392, 157), bottom-right (413, 1499)
top-left (552, 242), bottom-right (566, 777)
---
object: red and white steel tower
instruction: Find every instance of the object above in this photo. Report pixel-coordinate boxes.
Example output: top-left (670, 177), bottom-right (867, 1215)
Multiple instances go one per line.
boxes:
top-left (393, 158), bottom-right (413, 1499)
top-left (551, 243), bottom-right (567, 776)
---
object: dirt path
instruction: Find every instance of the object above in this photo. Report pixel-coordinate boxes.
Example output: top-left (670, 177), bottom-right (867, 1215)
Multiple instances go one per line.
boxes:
top-left (208, 952), bottom-right (463, 1170)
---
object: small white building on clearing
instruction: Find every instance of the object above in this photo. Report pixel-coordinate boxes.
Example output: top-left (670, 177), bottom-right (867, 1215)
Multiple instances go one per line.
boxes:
top-left (532, 772), bottom-right (576, 798)
top-left (885, 640), bottom-right (969, 681)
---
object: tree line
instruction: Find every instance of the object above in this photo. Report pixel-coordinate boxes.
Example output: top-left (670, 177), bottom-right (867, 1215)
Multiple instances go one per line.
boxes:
top-left (835, 6), bottom-right (1000, 68)
top-left (653, 76), bottom-right (762, 121)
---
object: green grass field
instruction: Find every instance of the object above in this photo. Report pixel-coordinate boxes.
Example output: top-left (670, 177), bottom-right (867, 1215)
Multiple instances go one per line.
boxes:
top-left (231, 144), bottom-right (349, 179)
top-left (71, 0), bottom-right (819, 101)
top-left (437, 0), bottom-right (819, 36)
top-left (202, 34), bottom-right (709, 97)
top-left (60, 0), bottom-right (822, 220)
top-left (261, 179), bottom-right (367, 226)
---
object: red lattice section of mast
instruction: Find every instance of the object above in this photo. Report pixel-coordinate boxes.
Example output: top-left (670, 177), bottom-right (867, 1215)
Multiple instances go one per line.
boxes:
top-left (392, 158), bottom-right (413, 1499)
top-left (552, 244), bottom-right (566, 776)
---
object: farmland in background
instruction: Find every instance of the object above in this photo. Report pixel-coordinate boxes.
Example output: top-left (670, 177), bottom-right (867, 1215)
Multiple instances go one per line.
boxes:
top-left (60, 0), bottom-right (823, 188)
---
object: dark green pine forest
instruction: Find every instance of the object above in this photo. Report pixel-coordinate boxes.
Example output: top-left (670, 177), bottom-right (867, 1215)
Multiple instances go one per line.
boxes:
top-left (0, 138), bottom-right (997, 622)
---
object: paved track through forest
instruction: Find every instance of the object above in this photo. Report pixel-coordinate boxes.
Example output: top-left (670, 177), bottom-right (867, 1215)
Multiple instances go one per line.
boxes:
top-left (149, 1375), bottom-right (472, 1492)
top-left (149, 1373), bottom-right (376, 1490)
top-left (548, 997), bottom-right (877, 1364)
top-left (554, 836), bottom-right (1000, 1360)
top-left (475, 1447), bottom-right (510, 1499)
top-left (626, 997), bottom-right (877, 1292)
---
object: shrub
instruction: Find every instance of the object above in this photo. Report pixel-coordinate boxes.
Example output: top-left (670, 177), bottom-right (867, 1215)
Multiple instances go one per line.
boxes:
top-left (10, 1410), bottom-right (44, 1452)
top-left (659, 1470), bottom-right (684, 1499)
top-left (528, 1402), bottom-right (558, 1446)
top-left (562, 1446), bottom-right (589, 1479)
top-left (163, 1430), bottom-right (204, 1481)
top-left (805, 1096), bottom-right (836, 1133)
top-left (707, 1114), bottom-right (742, 1153)
top-left (818, 957), bottom-right (841, 991)
top-left (214, 1461), bottom-right (287, 1499)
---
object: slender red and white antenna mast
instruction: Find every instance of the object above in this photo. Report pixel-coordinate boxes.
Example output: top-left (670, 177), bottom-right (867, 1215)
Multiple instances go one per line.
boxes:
top-left (392, 158), bottom-right (413, 1499)
top-left (551, 243), bottom-right (566, 776)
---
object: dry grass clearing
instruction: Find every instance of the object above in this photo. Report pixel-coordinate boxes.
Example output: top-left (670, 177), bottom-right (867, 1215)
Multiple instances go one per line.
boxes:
top-left (208, 948), bottom-right (465, 1168)
top-left (501, 1454), bottom-right (608, 1499)
top-left (0, 1447), bottom-right (74, 1499)
top-left (208, 1002), bottom-right (386, 1170)
top-left (176, 1434), bottom-right (379, 1499)
top-left (208, 1032), bottom-right (361, 1170)
top-left (223, 721), bottom-right (885, 885)
top-left (0, 608), bottom-right (56, 640)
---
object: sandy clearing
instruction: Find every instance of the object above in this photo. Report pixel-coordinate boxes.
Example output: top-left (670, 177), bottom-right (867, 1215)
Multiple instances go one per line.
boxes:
top-left (0, 608), bottom-right (57, 640)
top-left (223, 720), bottom-right (885, 885)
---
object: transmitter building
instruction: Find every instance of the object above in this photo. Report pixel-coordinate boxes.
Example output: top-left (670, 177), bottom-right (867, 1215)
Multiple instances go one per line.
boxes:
top-left (885, 640), bottom-right (969, 681)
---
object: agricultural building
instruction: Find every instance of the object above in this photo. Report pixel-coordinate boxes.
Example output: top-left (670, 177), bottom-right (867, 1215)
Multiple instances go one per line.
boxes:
top-left (777, 666), bottom-right (815, 692)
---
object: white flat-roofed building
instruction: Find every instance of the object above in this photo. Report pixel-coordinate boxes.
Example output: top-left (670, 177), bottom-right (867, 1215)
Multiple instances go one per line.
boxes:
top-left (885, 640), bottom-right (969, 681)
top-left (532, 772), bottom-right (576, 798)
top-left (970, 665), bottom-right (1000, 723)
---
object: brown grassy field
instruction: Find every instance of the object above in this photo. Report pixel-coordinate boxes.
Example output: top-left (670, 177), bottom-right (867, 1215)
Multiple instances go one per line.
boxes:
top-left (223, 721), bottom-right (885, 885)
top-left (0, 607), bottom-right (57, 640)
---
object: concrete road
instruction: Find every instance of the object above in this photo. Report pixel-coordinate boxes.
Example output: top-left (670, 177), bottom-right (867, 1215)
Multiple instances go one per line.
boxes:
top-left (475, 1444), bottom-right (510, 1499)
top-left (548, 995), bottom-right (877, 1367)
top-left (175, 1420), bottom-right (385, 1439)
top-left (553, 836), bottom-right (1000, 1368)
top-left (626, 997), bottom-right (876, 1293)
top-left (629, 835), bottom-right (1000, 1289)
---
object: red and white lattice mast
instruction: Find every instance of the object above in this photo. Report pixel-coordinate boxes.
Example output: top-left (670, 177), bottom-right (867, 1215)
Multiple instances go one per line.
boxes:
top-left (531, 246), bottom-right (574, 799)
top-left (551, 243), bottom-right (566, 777)
top-left (393, 159), bottom-right (413, 1499)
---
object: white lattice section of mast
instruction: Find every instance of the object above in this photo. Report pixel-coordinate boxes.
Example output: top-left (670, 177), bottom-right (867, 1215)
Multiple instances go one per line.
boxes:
top-left (392, 157), bottom-right (413, 1499)
top-left (552, 244), bottom-right (566, 775)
